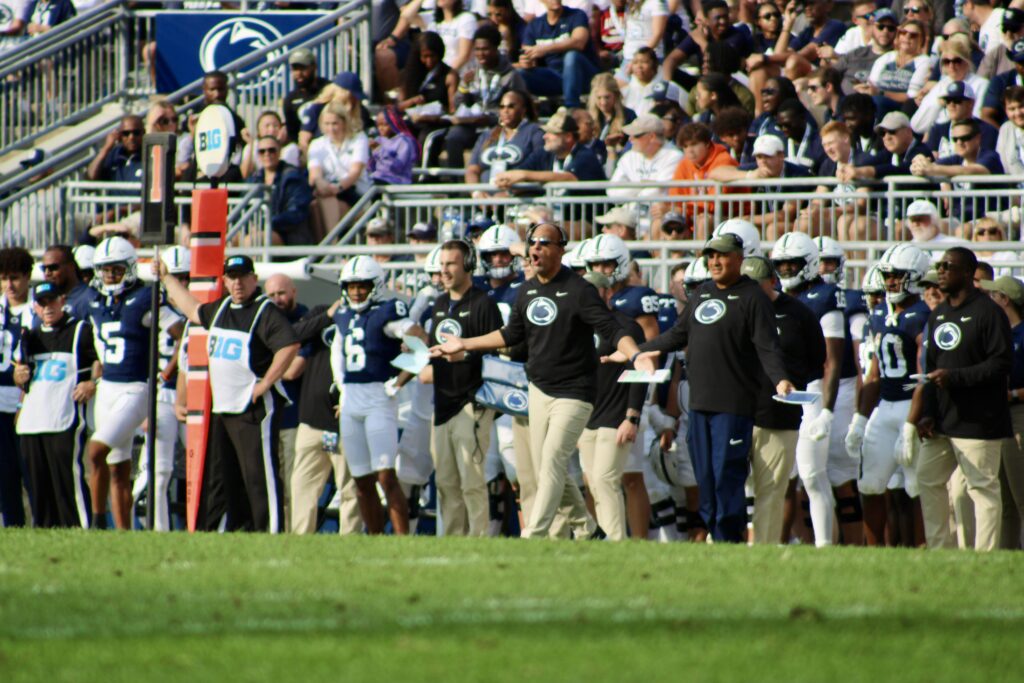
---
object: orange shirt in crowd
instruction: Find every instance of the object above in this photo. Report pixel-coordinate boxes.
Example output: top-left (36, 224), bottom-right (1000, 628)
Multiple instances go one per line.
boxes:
top-left (668, 142), bottom-right (740, 217)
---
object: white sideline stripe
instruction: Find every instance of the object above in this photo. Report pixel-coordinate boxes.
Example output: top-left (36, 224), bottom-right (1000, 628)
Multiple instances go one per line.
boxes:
top-left (10, 604), bottom-right (1024, 640)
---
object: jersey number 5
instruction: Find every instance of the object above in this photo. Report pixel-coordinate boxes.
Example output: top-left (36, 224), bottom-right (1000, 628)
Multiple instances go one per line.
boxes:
top-left (99, 321), bottom-right (126, 365)
top-left (344, 327), bottom-right (366, 373)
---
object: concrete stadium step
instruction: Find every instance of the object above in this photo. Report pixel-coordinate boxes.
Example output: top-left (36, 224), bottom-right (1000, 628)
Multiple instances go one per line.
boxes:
top-left (0, 102), bottom-right (126, 178)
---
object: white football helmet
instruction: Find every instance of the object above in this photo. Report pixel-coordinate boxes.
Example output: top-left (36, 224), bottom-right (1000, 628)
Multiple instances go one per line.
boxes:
top-left (424, 245), bottom-right (443, 275)
top-left (477, 224), bottom-right (521, 279)
top-left (93, 236), bottom-right (138, 297)
top-left (861, 263), bottom-right (885, 295)
top-left (161, 246), bottom-right (191, 276)
top-left (585, 234), bottom-right (631, 284)
top-left (683, 257), bottom-right (710, 287)
top-left (814, 236), bottom-right (846, 286)
top-left (73, 244), bottom-right (95, 272)
top-left (771, 232), bottom-right (819, 291)
top-left (713, 219), bottom-right (762, 257)
top-left (878, 243), bottom-right (930, 303)
top-left (563, 238), bottom-right (592, 270)
top-left (338, 255), bottom-right (386, 311)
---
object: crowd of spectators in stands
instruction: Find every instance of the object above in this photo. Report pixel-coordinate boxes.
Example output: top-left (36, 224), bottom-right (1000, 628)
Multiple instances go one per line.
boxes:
top-left (66, 0), bottom-right (1024, 250)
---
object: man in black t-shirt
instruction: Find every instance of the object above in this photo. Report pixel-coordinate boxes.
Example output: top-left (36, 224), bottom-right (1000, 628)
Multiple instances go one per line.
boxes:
top-left (431, 223), bottom-right (652, 539)
top-left (157, 255), bottom-right (299, 533)
top-left (630, 233), bottom-right (794, 543)
top-left (428, 240), bottom-right (504, 537)
top-left (741, 257), bottom-right (825, 544)
top-left (287, 299), bottom-right (363, 535)
top-left (909, 247), bottom-right (1012, 551)
top-left (283, 49), bottom-right (330, 144)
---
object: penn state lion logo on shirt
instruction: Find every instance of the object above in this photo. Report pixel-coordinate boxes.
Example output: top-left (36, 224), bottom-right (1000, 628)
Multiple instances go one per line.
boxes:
top-left (436, 318), bottom-right (463, 342)
top-left (526, 297), bottom-right (558, 326)
top-left (933, 322), bottom-right (962, 351)
top-left (481, 144), bottom-right (525, 168)
top-left (694, 299), bottom-right (727, 325)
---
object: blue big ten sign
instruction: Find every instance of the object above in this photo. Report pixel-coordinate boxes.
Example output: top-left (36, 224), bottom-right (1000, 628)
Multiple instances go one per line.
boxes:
top-left (209, 334), bottom-right (243, 361)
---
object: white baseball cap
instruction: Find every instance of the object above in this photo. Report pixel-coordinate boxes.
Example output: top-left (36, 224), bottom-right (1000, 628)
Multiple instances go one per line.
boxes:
top-left (906, 199), bottom-right (939, 220)
top-left (752, 135), bottom-right (785, 157)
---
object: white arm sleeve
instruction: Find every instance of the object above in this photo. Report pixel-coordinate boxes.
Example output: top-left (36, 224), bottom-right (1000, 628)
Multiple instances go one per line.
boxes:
top-left (848, 312), bottom-right (868, 342)
top-left (330, 331), bottom-right (344, 385)
top-left (384, 318), bottom-right (415, 339)
top-left (819, 309), bottom-right (846, 339)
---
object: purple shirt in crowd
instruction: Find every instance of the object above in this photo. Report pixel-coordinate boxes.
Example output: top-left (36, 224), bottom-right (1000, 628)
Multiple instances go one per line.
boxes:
top-left (370, 134), bottom-right (418, 184)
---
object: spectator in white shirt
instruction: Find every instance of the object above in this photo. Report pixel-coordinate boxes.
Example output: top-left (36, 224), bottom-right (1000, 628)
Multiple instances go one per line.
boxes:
top-left (621, 48), bottom-right (689, 116)
top-left (902, 199), bottom-right (960, 252)
top-left (607, 114), bottom-right (683, 200)
top-left (307, 101), bottom-right (371, 234)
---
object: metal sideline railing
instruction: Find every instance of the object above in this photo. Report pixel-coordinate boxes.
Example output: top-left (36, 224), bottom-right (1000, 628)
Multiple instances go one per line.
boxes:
top-left (0, 0), bottom-right (374, 242)
top-left (360, 174), bottom-right (1024, 241)
top-left (223, 240), bottom-right (1024, 295)
top-left (56, 180), bottom-right (272, 248)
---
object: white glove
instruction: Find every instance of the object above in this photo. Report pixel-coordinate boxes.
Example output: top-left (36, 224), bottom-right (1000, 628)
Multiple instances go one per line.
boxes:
top-left (384, 377), bottom-right (401, 398)
top-left (806, 408), bottom-right (834, 441)
top-left (898, 422), bottom-right (919, 468)
top-left (844, 413), bottom-right (868, 461)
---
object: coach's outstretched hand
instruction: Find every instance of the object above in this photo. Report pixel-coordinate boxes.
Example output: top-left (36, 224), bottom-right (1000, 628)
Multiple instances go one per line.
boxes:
top-left (600, 349), bottom-right (659, 375)
top-left (430, 335), bottom-right (465, 361)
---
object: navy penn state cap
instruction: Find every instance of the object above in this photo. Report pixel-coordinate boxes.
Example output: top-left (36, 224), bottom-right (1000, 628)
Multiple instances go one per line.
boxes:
top-left (224, 255), bottom-right (255, 275)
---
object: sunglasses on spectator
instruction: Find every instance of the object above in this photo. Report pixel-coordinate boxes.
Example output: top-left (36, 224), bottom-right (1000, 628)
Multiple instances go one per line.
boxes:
top-left (41, 263), bottom-right (63, 272)
top-left (952, 133), bottom-right (978, 142)
top-left (258, 147), bottom-right (280, 155)
top-left (527, 237), bottom-right (559, 247)
top-left (942, 31), bottom-right (966, 39)
top-left (974, 228), bottom-right (1003, 236)
top-left (941, 57), bottom-right (966, 65)
top-left (935, 261), bottom-right (961, 272)
top-left (944, 97), bottom-right (967, 104)
top-left (899, 29), bottom-right (922, 37)
top-left (904, 5), bottom-right (923, 13)
top-left (855, 12), bottom-right (873, 20)
top-left (759, 11), bottom-right (781, 19)
top-left (761, 87), bottom-right (779, 96)
top-left (876, 23), bottom-right (898, 31)
top-left (121, 129), bottom-right (143, 137)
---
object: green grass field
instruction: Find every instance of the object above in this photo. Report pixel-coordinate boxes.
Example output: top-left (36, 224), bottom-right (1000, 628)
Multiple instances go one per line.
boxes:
top-left (1, 531), bottom-right (1022, 682)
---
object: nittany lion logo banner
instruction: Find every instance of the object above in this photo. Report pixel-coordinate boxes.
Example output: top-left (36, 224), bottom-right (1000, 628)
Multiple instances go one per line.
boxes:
top-left (154, 13), bottom-right (329, 93)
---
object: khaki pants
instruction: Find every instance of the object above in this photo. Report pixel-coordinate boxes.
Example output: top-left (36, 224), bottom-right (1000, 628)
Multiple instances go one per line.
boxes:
top-left (917, 435), bottom-right (1002, 551)
top-left (513, 414), bottom-right (592, 539)
top-left (578, 427), bottom-right (629, 541)
top-left (431, 403), bottom-right (494, 537)
top-left (290, 423), bottom-right (361, 535)
top-left (523, 384), bottom-right (594, 539)
top-left (278, 427), bottom-right (297, 531)
top-left (750, 427), bottom-right (798, 545)
top-left (1001, 404), bottom-right (1024, 549)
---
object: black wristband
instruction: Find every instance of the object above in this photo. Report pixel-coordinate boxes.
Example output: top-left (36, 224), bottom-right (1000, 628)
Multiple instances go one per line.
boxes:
top-left (627, 415), bottom-right (640, 425)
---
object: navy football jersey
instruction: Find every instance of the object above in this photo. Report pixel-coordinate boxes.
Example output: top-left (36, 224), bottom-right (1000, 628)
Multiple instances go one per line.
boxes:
top-left (843, 288), bottom-right (868, 317)
top-left (333, 298), bottom-right (408, 383)
top-left (610, 285), bottom-right (659, 320)
top-left (797, 280), bottom-right (858, 379)
top-left (869, 299), bottom-right (930, 401)
top-left (89, 283), bottom-right (155, 383)
top-left (0, 299), bottom-right (31, 407)
top-left (656, 294), bottom-right (679, 333)
top-left (487, 274), bottom-right (525, 324)
top-left (1012, 322), bottom-right (1024, 391)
